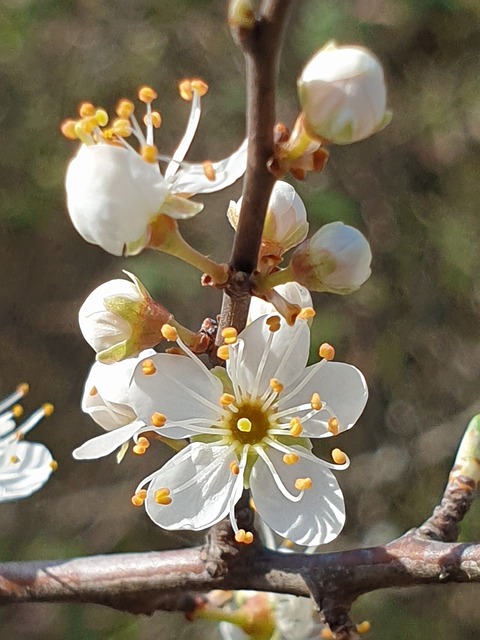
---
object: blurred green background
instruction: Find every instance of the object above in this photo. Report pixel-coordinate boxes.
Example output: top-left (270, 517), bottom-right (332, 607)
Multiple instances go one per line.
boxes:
top-left (1, 0), bottom-right (480, 637)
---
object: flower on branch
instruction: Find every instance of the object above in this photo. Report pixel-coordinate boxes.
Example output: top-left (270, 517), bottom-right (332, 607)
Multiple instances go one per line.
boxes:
top-left (248, 282), bottom-right (313, 327)
top-left (0, 384), bottom-right (56, 501)
top-left (62, 82), bottom-right (247, 256)
top-left (128, 315), bottom-right (367, 547)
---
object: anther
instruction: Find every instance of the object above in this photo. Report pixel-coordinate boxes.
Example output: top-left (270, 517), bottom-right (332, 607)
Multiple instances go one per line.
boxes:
top-left (220, 393), bottom-right (236, 407)
top-left (116, 99), bottom-right (135, 119)
top-left (111, 118), bottom-right (131, 138)
top-left (138, 86), bottom-right (158, 103)
top-left (221, 327), bottom-right (238, 345)
top-left (320, 629), bottom-right (334, 639)
top-left (332, 448), bottom-right (347, 464)
top-left (234, 529), bottom-right (254, 544)
top-left (216, 345), bottom-right (230, 361)
top-left (310, 393), bottom-right (322, 411)
top-left (133, 436), bottom-right (150, 456)
top-left (283, 453), bottom-right (299, 465)
top-left (270, 378), bottom-right (284, 394)
top-left (94, 108), bottom-right (109, 127)
top-left (142, 359), bottom-right (157, 375)
top-left (328, 417), bottom-right (339, 435)
top-left (230, 461), bottom-right (240, 475)
top-left (178, 79), bottom-right (193, 101)
top-left (191, 79), bottom-right (209, 96)
top-left (266, 315), bottom-right (281, 332)
top-left (152, 412), bottom-right (167, 427)
top-left (161, 324), bottom-right (178, 342)
top-left (82, 116), bottom-right (98, 134)
top-left (17, 383), bottom-right (29, 396)
top-left (297, 306), bottom-right (316, 321)
top-left (356, 621), bottom-right (371, 634)
top-left (202, 161), bottom-right (216, 181)
top-left (237, 418), bottom-right (252, 433)
top-left (319, 343), bottom-right (335, 361)
top-left (144, 111), bottom-right (162, 128)
top-left (294, 477), bottom-right (313, 491)
top-left (60, 119), bottom-right (78, 140)
top-left (42, 403), bottom-right (55, 417)
top-left (141, 144), bottom-right (158, 163)
top-left (79, 102), bottom-right (96, 117)
top-left (12, 405), bottom-right (23, 419)
top-left (49, 460), bottom-right (59, 471)
top-left (131, 489), bottom-right (147, 507)
top-left (289, 417), bottom-right (303, 437)
top-left (9, 456), bottom-right (20, 464)
top-left (89, 386), bottom-right (98, 397)
top-left (154, 488), bottom-right (172, 505)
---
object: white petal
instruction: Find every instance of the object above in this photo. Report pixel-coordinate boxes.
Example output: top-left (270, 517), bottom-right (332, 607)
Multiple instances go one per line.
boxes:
top-left (0, 441), bottom-right (53, 501)
top-left (250, 446), bottom-right (345, 546)
top-left (145, 442), bottom-right (240, 530)
top-left (247, 283), bottom-right (312, 325)
top-left (228, 315), bottom-right (310, 397)
top-left (130, 353), bottom-right (222, 424)
top-left (279, 361), bottom-right (368, 437)
top-left (171, 138), bottom-right (248, 195)
top-left (73, 421), bottom-right (142, 459)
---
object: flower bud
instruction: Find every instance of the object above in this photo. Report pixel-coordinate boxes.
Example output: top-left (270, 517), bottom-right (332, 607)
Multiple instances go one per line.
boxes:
top-left (79, 271), bottom-right (172, 363)
top-left (298, 42), bottom-right (391, 144)
top-left (228, 181), bottom-right (308, 262)
top-left (248, 282), bottom-right (312, 325)
top-left (290, 221), bottom-right (372, 294)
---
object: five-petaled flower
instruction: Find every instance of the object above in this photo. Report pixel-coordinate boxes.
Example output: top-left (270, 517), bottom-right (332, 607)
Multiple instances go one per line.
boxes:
top-left (128, 314), bottom-right (367, 547)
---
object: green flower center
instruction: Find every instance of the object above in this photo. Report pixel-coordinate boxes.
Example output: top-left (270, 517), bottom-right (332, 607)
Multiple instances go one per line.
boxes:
top-left (224, 399), bottom-right (274, 447)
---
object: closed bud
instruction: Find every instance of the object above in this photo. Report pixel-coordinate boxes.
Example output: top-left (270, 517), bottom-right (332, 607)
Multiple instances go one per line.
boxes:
top-left (290, 221), bottom-right (372, 294)
top-left (298, 41), bottom-right (391, 145)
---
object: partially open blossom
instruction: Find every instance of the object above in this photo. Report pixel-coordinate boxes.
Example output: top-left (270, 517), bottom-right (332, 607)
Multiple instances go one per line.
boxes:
top-left (290, 221), bottom-right (372, 294)
top-left (0, 384), bottom-right (56, 501)
top-left (79, 271), bottom-right (172, 363)
top-left (63, 82), bottom-right (247, 256)
top-left (248, 282), bottom-right (313, 326)
top-left (128, 314), bottom-right (367, 547)
top-left (228, 181), bottom-right (308, 264)
top-left (298, 42), bottom-right (391, 145)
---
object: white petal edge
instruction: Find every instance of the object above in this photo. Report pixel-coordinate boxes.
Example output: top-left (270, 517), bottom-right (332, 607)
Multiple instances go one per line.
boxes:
top-left (73, 421), bottom-right (143, 459)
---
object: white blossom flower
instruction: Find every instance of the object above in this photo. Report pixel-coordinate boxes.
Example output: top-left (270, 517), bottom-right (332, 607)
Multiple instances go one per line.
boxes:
top-left (78, 271), bottom-right (172, 363)
top-left (248, 282), bottom-right (313, 326)
top-left (0, 384), bottom-right (56, 502)
top-left (290, 221), bottom-right (372, 294)
top-left (63, 82), bottom-right (247, 256)
top-left (298, 42), bottom-right (391, 144)
top-left (228, 181), bottom-right (308, 263)
top-left (128, 314), bottom-right (367, 547)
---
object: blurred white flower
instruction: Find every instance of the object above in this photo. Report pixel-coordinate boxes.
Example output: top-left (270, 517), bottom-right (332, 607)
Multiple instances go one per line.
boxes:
top-left (298, 42), bottom-right (391, 144)
top-left (128, 314), bottom-right (367, 547)
top-left (0, 384), bottom-right (56, 502)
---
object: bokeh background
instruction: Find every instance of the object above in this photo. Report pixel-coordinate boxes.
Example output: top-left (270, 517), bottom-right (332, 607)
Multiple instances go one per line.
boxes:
top-left (1, 0), bottom-right (480, 637)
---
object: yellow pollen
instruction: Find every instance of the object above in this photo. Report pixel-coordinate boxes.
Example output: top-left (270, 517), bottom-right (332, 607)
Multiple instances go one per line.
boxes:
top-left (178, 79), bottom-right (194, 101)
top-left (152, 412), bottom-right (167, 427)
top-left (42, 403), bottom-right (54, 417)
top-left (60, 119), bottom-right (78, 140)
top-left (270, 378), bottom-right (284, 394)
top-left (237, 417), bottom-right (252, 433)
top-left (234, 529), bottom-right (254, 544)
top-left (332, 448), bottom-right (347, 464)
top-left (282, 538), bottom-right (294, 549)
top-left (94, 108), bottom-right (109, 127)
top-left (294, 477), bottom-right (313, 491)
top-left (230, 461), bottom-right (240, 475)
top-left (310, 393), bottom-right (322, 411)
top-left (112, 118), bottom-right (132, 137)
top-left (289, 417), bottom-right (303, 437)
top-left (220, 393), bottom-right (236, 407)
top-left (320, 630), bottom-right (334, 639)
top-left (89, 386), bottom-right (98, 397)
top-left (191, 78), bottom-right (209, 96)
top-left (137, 436), bottom-right (150, 449)
top-left (141, 144), bottom-right (158, 163)
top-left (283, 453), bottom-right (299, 465)
top-left (142, 359), bottom-right (157, 375)
top-left (116, 98), bottom-right (135, 118)
top-left (131, 489), bottom-right (147, 507)
top-left (138, 86), bottom-right (158, 103)
top-left (17, 383), bottom-right (29, 396)
top-left (221, 327), bottom-right (238, 344)
top-left (79, 102), bottom-right (96, 117)
top-left (132, 445), bottom-right (146, 455)
top-left (144, 111), bottom-right (162, 128)
top-left (266, 315), bottom-right (281, 332)
top-left (356, 621), bottom-right (371, 634)
top-left (49, 460), bottom-right (59, 472)
top-left (328, 417), bottom-right (339, 435)
top-left (161, 324), bottom-right (178, 341)
top-left (12, 404), bottom-right (23, 419)
top-left (217, 345), bottom-right (230, 361)
top-left (82, 115), bottom-right (98, 134)
top-left (319, 343), bottom-right (335, 361)
top-left (9, 456), bottom-right (20, 464)
top-left (297, 306), bottom-right (316, 320)
top-left (154, 488), bottom-right (172, 505)
top-left (203, 161), bottom-right (216, 181)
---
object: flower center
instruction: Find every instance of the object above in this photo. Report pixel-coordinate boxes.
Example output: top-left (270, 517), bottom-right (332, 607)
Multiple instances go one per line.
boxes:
top-left (224, 399), bottom-right (273, 446)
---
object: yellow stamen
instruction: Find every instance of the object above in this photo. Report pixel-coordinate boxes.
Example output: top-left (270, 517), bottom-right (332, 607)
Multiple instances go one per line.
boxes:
top-left (270, 378), bottom-right (284, 394)
top-left (94, 108), bottom-right (109, 127)
top-left (132, 445), bottom-right (146, 455)
top-left (154, 488), bottom-right (172, 505)
top-left (237, 418), bottom-right (252, 433)
top-left (142, 359), bottom-right (157, 375)
top-left (319, 343), bottom-right (335, 361)
top-left (230, 461), bottom-right (240, 475)
top-left (191, 78), bottom-right (209, 96)
top-left (131, 489), bottom-right (147, 507)
top-left (161, 324), bottom-right (178, 341)
top-left (356, 621), bottom-right (371, 634)
top-left (82, 115), bottom-right (98, 134)
top-left (294, 477), bottom-right (313, 491)
top-left (332, 448), bottom-right (347, 464)
top-left (320, 630), bottom-right (334, 639)
top-left (112, 118), bottom-right (132, 137)
top-left (283, 453), bottom-right (299, 465)
top-left (79, 102), bottom-right (96, 117)
top-left (289, 417), bottom-right (303, 437)
top-left (282, 538), bottom-right (294, 549)
top-left (217, 345), bottom-right (230, 361)
top-left (297, 306), bottom-right (316, 320)
top-left (234, 529), bottom-right (254, 544)
top-left (310, 393), bottom-right (322, 411)
top-left (12, 404), bottom-right (23, 419)
top-left (138, 86), bottom-right (158, 103)
top-left (60, 119), bottom-right (78, 140)
top-left (137, 436), bottom-right (150, 449)
top-left (221, 327), bottom-right (238, 344)
top-left (220, 393), bottom-right (236, 407)
top-left (116, 98), bottom-right (135, 118)
top-left (9, 456), bottom-right (20, 464)
top-left (89, 386), bottom-right (98, 397)
top-left (49, 460), bottom-right (59, 472)
top-left (178, 79), bottom-right (194, 101)
top-left (152, 412), bottom-right (167, 427)
top-left (328, 417), bottom-right (339, 435)
top-left (203, 161), bottom-right (216, 181)
top-left (17, 383), bottom-right (29, 396)
top-left (141, 144), bottom-right (158, 163)
top-left (249, 498), bottom-right (256, 511)
top-left (266, 315), bottom-right (281, 332)
top-left (144, 111), bottom-right (162, 128)
top-left (42, 403), bottom-right (55, 417)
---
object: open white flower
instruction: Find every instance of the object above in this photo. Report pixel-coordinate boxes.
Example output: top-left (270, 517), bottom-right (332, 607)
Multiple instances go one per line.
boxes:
top-left (63, 82), bottom-right (247, 256)
top-left (0, 384), bottom-right (56, 502)
top-left (129, 314), bottom-right (367, 546)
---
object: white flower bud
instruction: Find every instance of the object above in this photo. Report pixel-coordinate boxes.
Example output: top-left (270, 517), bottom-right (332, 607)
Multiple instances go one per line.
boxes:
top-left (298, 42), bottom-right (391, 144)
top-left (248, 282), bottom-right (312, 325)
top-left (228, 181), bottom-right (308, 261)
top-left (290, 221), bottom-right (372, 293)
